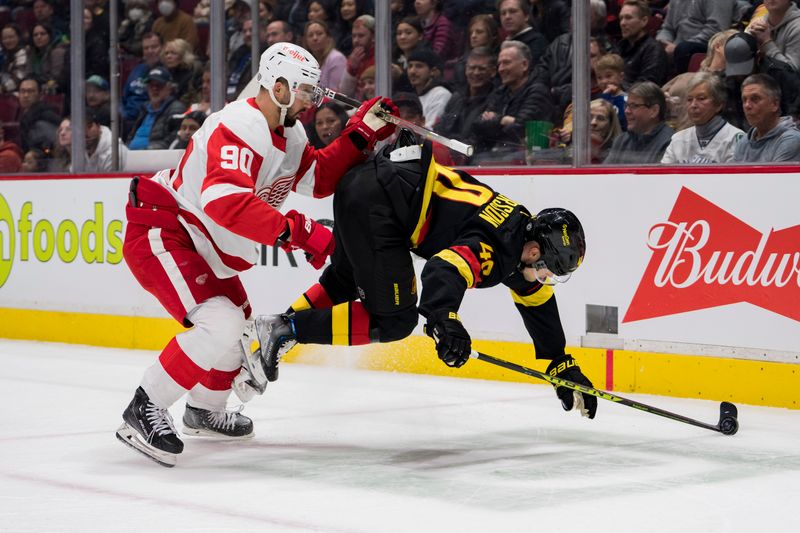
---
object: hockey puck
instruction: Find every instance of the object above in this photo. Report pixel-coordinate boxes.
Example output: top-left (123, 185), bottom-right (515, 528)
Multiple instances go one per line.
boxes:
top-left (719, 416), bottom-right (739, 436)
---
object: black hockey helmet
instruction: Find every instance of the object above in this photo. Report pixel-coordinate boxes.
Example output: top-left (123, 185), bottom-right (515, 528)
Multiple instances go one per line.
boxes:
top-left (524, 208), bottom-right (586, 276)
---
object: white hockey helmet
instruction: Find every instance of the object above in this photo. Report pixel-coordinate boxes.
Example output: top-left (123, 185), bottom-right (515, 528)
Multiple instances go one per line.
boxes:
top-left (258, 42), bottom-right (323, 122)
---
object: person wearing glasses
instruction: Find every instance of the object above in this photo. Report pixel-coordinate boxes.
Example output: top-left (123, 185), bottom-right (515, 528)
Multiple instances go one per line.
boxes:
top-left (604, 81), bottom-right (674, 164)
top-left (115, 42), bottom-right (399, 467)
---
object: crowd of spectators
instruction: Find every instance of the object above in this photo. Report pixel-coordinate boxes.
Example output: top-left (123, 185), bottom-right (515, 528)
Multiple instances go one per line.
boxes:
top-left (1, 0), bottom-right (800, 174)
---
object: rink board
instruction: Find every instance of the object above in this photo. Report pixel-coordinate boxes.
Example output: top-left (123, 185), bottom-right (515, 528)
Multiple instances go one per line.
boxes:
top-left (0, 167), bottom-right (798, 408)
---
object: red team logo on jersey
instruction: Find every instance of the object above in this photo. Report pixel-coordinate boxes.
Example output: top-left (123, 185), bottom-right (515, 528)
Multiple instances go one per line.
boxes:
top-left (624, 187), bottom-right (800, 323)
top-left (257, 175), bottom-right (295, 208)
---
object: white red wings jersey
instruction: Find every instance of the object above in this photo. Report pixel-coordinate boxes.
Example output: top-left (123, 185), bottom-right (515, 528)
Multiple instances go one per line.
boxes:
top-left (152, 97), bottom-right (362, 279)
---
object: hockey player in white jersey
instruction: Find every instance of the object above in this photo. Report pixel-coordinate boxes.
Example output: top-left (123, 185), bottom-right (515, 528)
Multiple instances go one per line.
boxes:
top-left (116, 42), bottom-right (399, 467)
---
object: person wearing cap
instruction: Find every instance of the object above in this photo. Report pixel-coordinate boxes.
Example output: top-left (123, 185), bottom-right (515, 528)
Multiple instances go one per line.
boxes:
top-left (114, 42), bottom-right (399, 467)
top-left (247, 139), bottom-right (596, 421)
top-left (126, 65), bottom-right (187, 150)
top-left (122, 32), bottom-right (164, 135)
top-left (167, 110), bottom-right (206, 149)
top-left (732, 73), bottom-right (800, 163)
top-left (661, 72), bottom-right (744, 164)
top-left (747, 0), bottom-right (800, 71)
top-left (724, 31), bottom-right (800, 125)
top-left (471, 40), bottom-right (552, 157)
top-left (406, 47), bottom-right (452, 129)
top-left (86, 75), bottom-right (111, 127)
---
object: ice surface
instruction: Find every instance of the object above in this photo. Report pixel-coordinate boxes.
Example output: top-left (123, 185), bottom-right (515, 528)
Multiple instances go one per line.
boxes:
top-left (1, 339), bottom-right (798, 532)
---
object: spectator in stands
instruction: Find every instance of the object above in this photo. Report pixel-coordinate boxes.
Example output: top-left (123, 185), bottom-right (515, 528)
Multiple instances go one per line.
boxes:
top-left (307, 0), bottom-right (341, 43)
top-left (497, 0), bottom-right (547, 69)
top-left (748, 0), bottom-right (800, 71)
top-left (168, 110), bottom-right (206, 150)
top-left (86, 75), bottom-right (111, 127)
top-left (162, 38), bottom-right (202, 107)
top-left (0, 23), bottom-right (31, 93)
top-left (304, 20), bottom-right (346, 93)
top-left (84, 8), bottom-right (110, 79)
top-left (265, 20), bottom-right (295, 47)
top-left (84, 111), bottom-right (128, 172)
top-left (595, 53), bottom-right (628, 130)
top-left (340, 14), bottom-right (375, 97)
top-left (48, 116), bottom-right (71, 172)
top-left (356, 64), bottom-right (376, 100)
top-left (127, 66), bottom-right (187, 150)
top-left (307, 101), bottom-right (348, 148)
top-left (188, 65), bottom-right (212, 115)
top-left (337, 0), bottom-right (369, 55)
top-left (449, 13), bottom-right (499, 87)
top-left (472, 40), bottom-right (552, 155)
top-left (17, 75), bottom-right (59, 153)
top-left (437, 46), bottom-right (497, 149)
top-left (227, 18), bottom-right (265, 101)
top-left (656, 0), bottom-right (735, 75)
top-left (590, 0), bottom-right (614, 54)
top-left (21, 148), bottom-right (48, 173)
top-left (0, 120), bottom-right (23, 173)
top-left (33, 0), bottom-right (68, 39)
top-left (662, 29), bottom-right (738, 131)
top-left (406, 47), bottom-right (451, 129)
top-left (392, 91), bottom-right (456, 165)
top-left (531, 30), bottom-right (573, 119)
top-left (553, 99), bottom-right (622, 164)
top-left (530, 0), bottom-right (570, 43)
top-left (605, 81), bottom-right (674, 164)
top-left (259, 0), bottom-right (276, 23)
top-left (618, 0), bottom-right (668, 88)
top-left (153, 0), bottom-right (199, 54)
top-left (225, 1), bottom-right (257, 57)
top-left (118, 0), bottom-right (155, 58)
top-left (122, 32), bottom-right (164, 134)
top-left (393, 16), bottom-right (426, 72)
top-left (415, 0), bottom-right (455, 60)
top-left (733, 73), bottom-right (800, 162)
top-left (29, 23), bottom-right (68, 94)
top-left (273, 0), bottom-right (312, 35)
top-left (662, 72), bottom-right (744, 164)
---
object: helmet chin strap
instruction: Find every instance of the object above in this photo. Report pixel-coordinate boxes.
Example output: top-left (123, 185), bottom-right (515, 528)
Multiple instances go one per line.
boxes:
top-left (267, 86), bottom-right (295, 126)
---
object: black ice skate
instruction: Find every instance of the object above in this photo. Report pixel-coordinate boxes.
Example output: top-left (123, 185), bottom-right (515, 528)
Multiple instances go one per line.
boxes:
top-left (182, 405), bottom-right (254, 439)
top-left (115, 387), bottom-right (184, 468)
top-left (254, 313), bottom-right (297, 382)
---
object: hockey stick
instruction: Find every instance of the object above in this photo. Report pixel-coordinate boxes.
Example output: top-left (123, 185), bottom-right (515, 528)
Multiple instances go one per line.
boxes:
top-left (471, 350), bottom-right (740, 435)
top-left (322, 89), bottom-right (475, 157)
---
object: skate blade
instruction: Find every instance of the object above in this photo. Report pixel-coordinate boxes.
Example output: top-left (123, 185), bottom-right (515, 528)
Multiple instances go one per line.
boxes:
top-left (182, 426), bottom-right (255, 440)
top-left (115, 423), bottom-right (178, 467)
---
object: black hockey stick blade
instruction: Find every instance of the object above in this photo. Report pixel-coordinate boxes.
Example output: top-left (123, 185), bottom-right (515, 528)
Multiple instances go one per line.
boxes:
top-left (471, 351), bottom-right (739, 435)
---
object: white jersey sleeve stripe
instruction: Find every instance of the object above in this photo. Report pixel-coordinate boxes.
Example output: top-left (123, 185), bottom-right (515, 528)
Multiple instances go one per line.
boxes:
top-left (201, 182), bottom-right (253, 209)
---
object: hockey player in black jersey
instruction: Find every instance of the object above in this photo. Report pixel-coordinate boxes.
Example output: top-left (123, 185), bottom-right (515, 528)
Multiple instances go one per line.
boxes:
top-left (244, 133), bottom-right (596, 418)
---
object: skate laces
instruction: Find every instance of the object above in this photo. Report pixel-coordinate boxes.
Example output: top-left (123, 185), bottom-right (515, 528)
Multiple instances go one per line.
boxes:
top-left (206, 405), bottom-right (244, 431)
top-left (145, 402), bottom-right (178, 438)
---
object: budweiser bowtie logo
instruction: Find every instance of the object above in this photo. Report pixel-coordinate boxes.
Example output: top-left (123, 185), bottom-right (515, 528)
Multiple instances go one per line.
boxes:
top-left (624, 187), bottom-right (800, 323)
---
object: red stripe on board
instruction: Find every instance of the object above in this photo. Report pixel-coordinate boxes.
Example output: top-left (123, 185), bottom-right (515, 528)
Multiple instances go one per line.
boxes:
top-left (605, 349), bottom-right (614, 391)
top-left (159, 337), bottom-right (206, 390)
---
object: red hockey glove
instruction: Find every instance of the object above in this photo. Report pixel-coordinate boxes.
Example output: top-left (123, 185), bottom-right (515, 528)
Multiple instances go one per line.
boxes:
top-left (343, 96), bottom-right (399, 151)
top-left (281, 210), bottom-right (334, 269)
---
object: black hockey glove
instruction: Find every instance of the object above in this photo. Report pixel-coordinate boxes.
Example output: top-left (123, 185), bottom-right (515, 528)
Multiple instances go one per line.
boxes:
top-left (425, 310), bottom-right (471, 368)
top-left (545, 354), bottom-right (597, 419)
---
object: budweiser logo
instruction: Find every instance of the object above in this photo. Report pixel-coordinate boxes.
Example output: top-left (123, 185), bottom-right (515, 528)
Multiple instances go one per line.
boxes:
top-left (624, 187), bottom-right (800, 323)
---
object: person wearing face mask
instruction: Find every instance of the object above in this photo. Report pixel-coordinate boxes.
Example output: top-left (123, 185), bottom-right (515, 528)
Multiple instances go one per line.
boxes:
top-left (152, 0), bottom-right (199, 54)
top-left (119, 0), bottom-right (155, 57)
top-left (246, 136), bottom-right (595, 422)
top-left (115, 42), bottom-right (399, 467)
